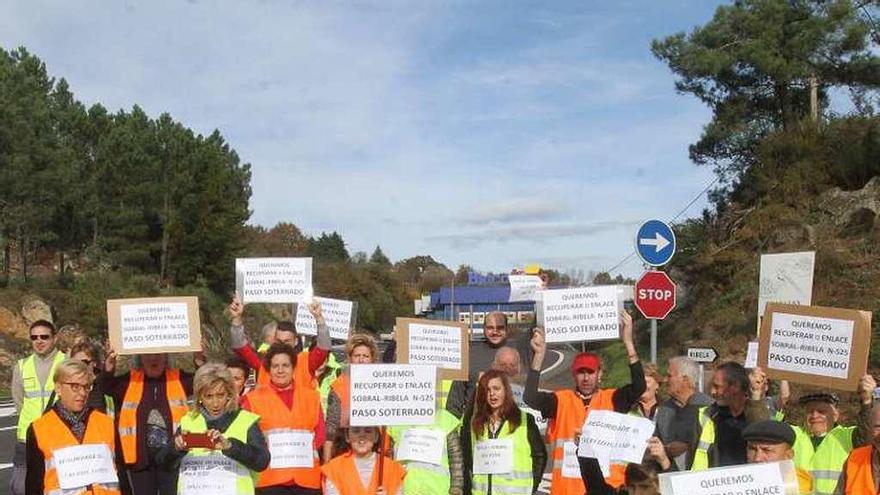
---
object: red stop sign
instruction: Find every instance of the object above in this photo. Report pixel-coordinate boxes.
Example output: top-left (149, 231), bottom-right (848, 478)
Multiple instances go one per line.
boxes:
top-left (635, 271), bottom-right (676, 319)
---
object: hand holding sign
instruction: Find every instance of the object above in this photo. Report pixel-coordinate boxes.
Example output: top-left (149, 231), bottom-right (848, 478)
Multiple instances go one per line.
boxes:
top-left (227, 293), bottom-right (244, 326)
top-left (859, 374), bottom-right (877, 405)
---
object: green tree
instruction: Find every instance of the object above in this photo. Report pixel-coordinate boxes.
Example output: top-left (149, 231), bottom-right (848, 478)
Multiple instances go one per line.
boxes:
top-left (369, 246), bottom-right (391, 266)
top-left (309, 232), bottom-right (349, 262)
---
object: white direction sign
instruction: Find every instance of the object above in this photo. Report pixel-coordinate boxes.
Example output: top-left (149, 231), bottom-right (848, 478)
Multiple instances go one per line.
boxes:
top-left (538, 286), bottom-right (620, 343)
top-left (687, 347), bottom-right (718, 363)
top-left (235, 257), bottom-right (313, 304)
top-left (349, 364), bottom-right (436, 426)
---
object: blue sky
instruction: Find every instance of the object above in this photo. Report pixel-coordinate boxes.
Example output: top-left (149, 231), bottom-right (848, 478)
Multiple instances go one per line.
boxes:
top-left (1, 1), bottom-right (727, 279)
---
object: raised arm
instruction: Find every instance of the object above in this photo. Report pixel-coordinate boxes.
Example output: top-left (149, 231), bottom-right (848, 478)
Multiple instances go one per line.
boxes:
top-left (523, 327), bottom-right (558, 419)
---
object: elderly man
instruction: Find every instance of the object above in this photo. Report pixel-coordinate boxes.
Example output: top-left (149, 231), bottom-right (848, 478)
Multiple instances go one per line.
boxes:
top-left (690, 362), bottom-right (770, 470)
top-left (835, 403), bottom-right (880, 494)
top-left (742, 420), bottom-right (813, 494)
top-left (790, 374), bottom-right (876, 495)
top-left (655, 356), bottom-right (714, 470)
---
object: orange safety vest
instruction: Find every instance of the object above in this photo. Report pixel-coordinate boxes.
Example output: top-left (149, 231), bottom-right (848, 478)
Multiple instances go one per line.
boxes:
top-left (257, 349), bottom-right (316, 390)
top-left (245, 383), bottom-right (322, 488)
top-left (118, 369), bottom-right (188, 464)
top-left (843, 445), bottom-right (877, 494)
top-left (547, 388), bottom-right (623, 495)
top-left (321, 451), bottom-right (406, 495)
top-left (32, 409), bottom-right (121, 495)
top-left (331, 374), bottom-right (351, 428)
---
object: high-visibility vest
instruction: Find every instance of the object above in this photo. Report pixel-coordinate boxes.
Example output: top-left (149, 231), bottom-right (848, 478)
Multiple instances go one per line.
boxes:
top-left (792, 424), bottom-right (854, 495)
top-left (330, 374), bottom-right (351, 428)
top-left (244, 384), bottom-right (322, 489)
top-left (471, 410), bottom-right (534, 495)
top-left (318, 354), bottom-right (341, 412)
top-left (257, 342), bottom-right (270, 354)
top-left (16, 351), bottom-right (65, 441)
top-left (118, 369), bottom-right (189, 464)
top-left (437, 379), bottom-right (453, 410)
top-left (256, 350), bottom-right (315, 390)
top-left (692, 406), bottom-right (715, 470)
top-left (546, 388), bottom-right (622, 494)
top-left (842, 445), bottom-right (876, 494)
top-left (178, 409), bottom-right (261, 495)
top-left (31, 409), bottom-right (121, 495)
top-left (388, 409), bottom-right (459, 495)
top-left (796, 468), bottom-right (814, 495)
top-left (320, 451), bottom-right (406, 495)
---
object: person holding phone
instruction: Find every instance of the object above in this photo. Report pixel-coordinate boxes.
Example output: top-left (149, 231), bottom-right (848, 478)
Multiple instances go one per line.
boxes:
top-left (159, 363), bottom-right (269, 494)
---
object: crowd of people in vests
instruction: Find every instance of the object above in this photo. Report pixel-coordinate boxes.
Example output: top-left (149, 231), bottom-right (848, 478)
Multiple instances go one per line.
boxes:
top-left (9, 296), bottom-right (879, 495)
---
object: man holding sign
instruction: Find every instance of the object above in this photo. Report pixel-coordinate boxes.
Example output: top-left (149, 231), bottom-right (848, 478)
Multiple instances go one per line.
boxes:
top-left (524, 310), bottom-right (645, 495)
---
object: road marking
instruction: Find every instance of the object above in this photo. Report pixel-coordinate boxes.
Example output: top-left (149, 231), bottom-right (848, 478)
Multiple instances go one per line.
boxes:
top-left (541, 350), bottom-right (564, 375)
top-left (0, 406), bottom-right (16, 417)
top-left (0, 463), bottom-right (12, 470)
top-left (0, 425), bottom-right (16, 431)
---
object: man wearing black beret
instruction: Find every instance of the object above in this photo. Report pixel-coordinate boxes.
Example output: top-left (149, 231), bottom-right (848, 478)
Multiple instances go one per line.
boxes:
top-left (743, 420), bottom-right (813, 494)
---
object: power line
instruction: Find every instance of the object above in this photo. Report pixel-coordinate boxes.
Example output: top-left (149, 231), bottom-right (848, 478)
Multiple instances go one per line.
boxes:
top-left (603, 176), bottom-right (721, 274)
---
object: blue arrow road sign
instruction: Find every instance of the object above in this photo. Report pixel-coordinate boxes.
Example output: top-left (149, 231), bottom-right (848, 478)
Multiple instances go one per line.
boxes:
top-left (635, 220), bottom-right (676, 266)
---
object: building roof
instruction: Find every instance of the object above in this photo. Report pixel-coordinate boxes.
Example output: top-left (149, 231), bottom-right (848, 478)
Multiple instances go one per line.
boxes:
top-left (431, 286), bottom-right (512, 306)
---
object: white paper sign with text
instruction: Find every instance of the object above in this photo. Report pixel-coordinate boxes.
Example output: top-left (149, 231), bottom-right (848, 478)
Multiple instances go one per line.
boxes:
top-left (577, 410), bottom-right (654, 477)
top-left (508, 275), bottom-right (543, 302)
top-left (767, 312), bottom-right (854, 379)
top-left (349, 364), bottom-right (436, 426)
top-left (235, 257), bottom-right (313, 304)
top-left (179, 454), bottom-right (238, 495)
top-left (660, 460), bottom-right (798, 495)
top-left (395, 428), bottom-right (446, 466)
top-left (758, 251), bottom-right (814, 318)
top-left (539, 286), bottom-right (620, 343)
top-left (267, 430), bottom-right (315, 468)
top-left (53, 443), bottom-right (118, 490)
top-left (119, 303), bottom-right (191, 350)
top-left (745, 341), bottom-right (759, 368)
top-left (407, 323), bottom-right (463, 371)
top-left (295, 297), bottom-right (355, 341)
top-left (473, 439), bottom-right (514, 475)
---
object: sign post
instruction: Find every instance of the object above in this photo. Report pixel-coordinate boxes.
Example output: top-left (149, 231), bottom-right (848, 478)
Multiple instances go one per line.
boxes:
top-left (687, 347), bottom-right (718, 393)
top-left (634, 220), bottom-right (676, 364)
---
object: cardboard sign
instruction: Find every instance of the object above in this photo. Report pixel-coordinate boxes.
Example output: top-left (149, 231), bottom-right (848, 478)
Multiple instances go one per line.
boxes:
top-left (759, 303), bottom-right (872, 391)
top-left (758, 251), bottom-right (815, 319)
top-left (659, 460), bottom-right (799, 495)
top-left (395, 318), bottom-right (469, 381)
top-left (107, 297), bottom-right (201, 355)
top-left (538, 286), bottom-right (620, 343)
top-left (235, 257), bottom-right (313, 304)
top-left (577, 410), bottom-right (654, 477)
top-left (349, 364), bottom-right (436, 426)
top-left (508, 274), bottom-right (542, 302)
top-left (53, 443), bottom-right (118, 490)
top-left (179, 454), bottom-right (238, 495)
top-left (294, 297), bottom-right (356, 341)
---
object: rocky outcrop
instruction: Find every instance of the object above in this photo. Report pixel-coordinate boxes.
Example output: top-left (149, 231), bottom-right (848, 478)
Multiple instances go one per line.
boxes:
top-left (817, 176), bottom-right (880, 228)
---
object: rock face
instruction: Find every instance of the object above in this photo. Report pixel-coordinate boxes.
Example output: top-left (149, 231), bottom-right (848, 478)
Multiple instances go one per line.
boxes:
top-left (817, 176), bottom-right (880, 227)
top-left (0, 305), bottom-right (29, 340)
top-left (21, 298), bottom-right (53, 325)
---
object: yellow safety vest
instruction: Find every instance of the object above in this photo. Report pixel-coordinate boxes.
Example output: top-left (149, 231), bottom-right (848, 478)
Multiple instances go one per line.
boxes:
top-left (16, 351), bottom-right (65, 441)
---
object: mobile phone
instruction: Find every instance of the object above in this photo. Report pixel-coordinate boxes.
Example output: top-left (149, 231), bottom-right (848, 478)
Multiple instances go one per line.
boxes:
top-left (182, 432), bottom-right (215, 449)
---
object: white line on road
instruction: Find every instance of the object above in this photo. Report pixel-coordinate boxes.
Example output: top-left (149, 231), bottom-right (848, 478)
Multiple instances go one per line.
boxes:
top-left (0, 463), bottom-right (12, 470)
top-left (0, 425), bottom-right (16, 431)
top-left (0, 406), bottom-right (16, 417)
top-left (541, 350), bottom-right (564, 375)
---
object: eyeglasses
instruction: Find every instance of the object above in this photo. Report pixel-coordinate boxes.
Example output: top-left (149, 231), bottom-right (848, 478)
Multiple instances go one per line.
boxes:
top-left (30, 334), bottom-right (52, 341)
top-left (79, 359), bottom-right (94, 366)
top-left (484, 325), bottom-right (506, 330)
top-left (62, 382), bottom-right (93, 394)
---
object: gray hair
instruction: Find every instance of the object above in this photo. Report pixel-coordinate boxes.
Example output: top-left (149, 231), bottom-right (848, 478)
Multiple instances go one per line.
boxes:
top-left (261, 321), bottom-right (278, 340)
top-left (669, 356), bottom-right (700, 385)
top-left (191, 363), bottom-right (238, 415)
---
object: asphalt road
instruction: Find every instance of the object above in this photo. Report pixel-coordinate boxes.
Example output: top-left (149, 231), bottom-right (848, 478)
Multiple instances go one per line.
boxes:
top-left (1, 398), bottom-right (15, 491)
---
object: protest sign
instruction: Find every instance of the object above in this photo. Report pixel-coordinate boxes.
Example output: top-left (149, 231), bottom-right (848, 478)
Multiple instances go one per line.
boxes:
top-left (745, 341), bottom-right (759, 369)
top-left (473, 439), bottom-right (514, 475)
top-left (395, 318), bottom-right (469, 381)
top-left (53, 443), bottom-right (117, 490)
top-left (759, 303), bottom-right (872, 391)
top-left (349, 364), bottom-right (436, 426)
top-left (659, 460), bottom-right (799, 495)
top-left (576, 410), bottom-right (654, 477)
top-left (758, 251), bottom-right (815, 320)
top-left (394, 428), bottom-right (446, 466)
top-left (266, 430), bottom-right (315, 468)
top-left (107, 297), bottom-right (201, 355)
top-left (294, 297), bottom-right (356, 341)
top-left (508, 274), bottom-right (542, 302)
top-left (537, 286), bottom-right (620, 343)
top-left (235, 257), bottom-right (313, 304)
top-left (179, 454), bottom-right (239, 495)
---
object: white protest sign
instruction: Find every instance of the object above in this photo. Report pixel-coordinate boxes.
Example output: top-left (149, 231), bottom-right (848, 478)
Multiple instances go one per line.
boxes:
top-left (107, 297), bottom-right (201, 355)
top-left (395, 428), bottom-right (446, 465)
top-left (179, 454), bottom-right (238, 495)
top-left (408, 323), bottom-right (463, 370)
top-left (295, 297), bottom-right (355, 341)
top-left (539, 286), bottom-right (620, 343)
top-left (766, 313), bottom-right (853, 379)
top-left (473, 438), bottom-right (514, 475)
top-left (267, 430), bottom-right (315, 468)
top-left (235, 257), bottom-right (313, 304)
top-left (349, 364), bottom-right (436, 426)
top-left (577, 410), bottom-right (654, 477)
top-left (53, 443), bottom-right (117, 490)
top-left (659, 460), bottom-right (799, 495)
top-left (758, 251), bottom-right (814, 319)
top-left (745, 341), bottom-right (759, 368)
top-left (508, 275), bottom-right (542, 302)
